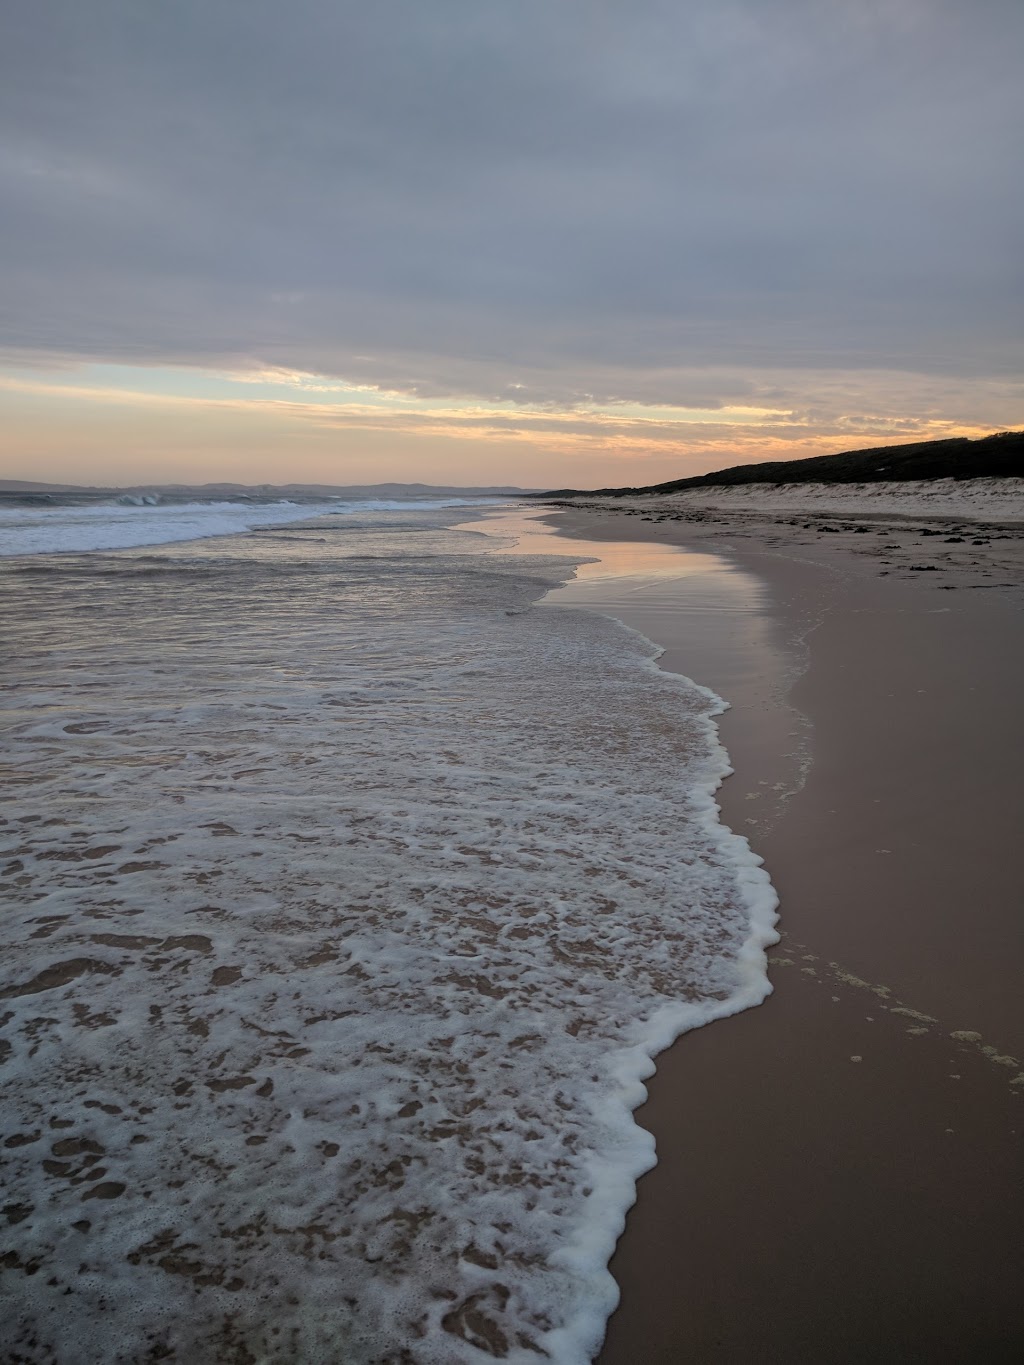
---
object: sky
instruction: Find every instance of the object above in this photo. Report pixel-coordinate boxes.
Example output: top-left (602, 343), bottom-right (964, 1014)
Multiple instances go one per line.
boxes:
top-left (1, 0), bottom-right (1022, 489)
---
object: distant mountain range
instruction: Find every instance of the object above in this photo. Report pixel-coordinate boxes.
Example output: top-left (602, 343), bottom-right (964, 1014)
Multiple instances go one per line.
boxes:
top-left (533, 430), bottom-right (1023, 498)
top-left (0, 479), bottom-right (535, 503)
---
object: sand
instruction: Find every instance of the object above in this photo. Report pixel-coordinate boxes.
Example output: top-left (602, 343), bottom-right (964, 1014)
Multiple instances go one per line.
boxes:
top-left (604, 476), bottom-right (1024, 522)
top-left (534, 496), bottom-right (1024, 1362)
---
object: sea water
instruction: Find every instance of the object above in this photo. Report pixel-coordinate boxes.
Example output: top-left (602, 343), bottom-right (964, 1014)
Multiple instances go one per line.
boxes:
top-left (0, 504), bottom-right (777, 1363)
top-left (0, 494), bottom-right (492, 557)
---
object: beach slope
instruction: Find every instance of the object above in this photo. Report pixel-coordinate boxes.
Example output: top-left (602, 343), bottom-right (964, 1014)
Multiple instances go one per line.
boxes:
top-left (543, 484), bottom-right (1024, 1362)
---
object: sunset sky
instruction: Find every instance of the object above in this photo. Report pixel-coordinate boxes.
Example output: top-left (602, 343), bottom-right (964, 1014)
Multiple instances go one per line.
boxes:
top-left (2, 1), bottom-right (1022, 489)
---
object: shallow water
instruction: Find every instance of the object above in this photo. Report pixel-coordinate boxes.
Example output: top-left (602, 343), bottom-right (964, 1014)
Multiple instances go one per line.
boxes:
top-left (0, 507), bottom-right (776, 1363)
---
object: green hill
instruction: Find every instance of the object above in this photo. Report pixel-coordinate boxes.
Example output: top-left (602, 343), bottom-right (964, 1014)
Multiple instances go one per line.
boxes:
top-left (535, 429), bottom-right (1023, 498)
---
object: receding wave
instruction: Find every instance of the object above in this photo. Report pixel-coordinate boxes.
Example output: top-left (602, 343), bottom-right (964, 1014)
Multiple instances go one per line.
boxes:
top-left (0, 518), bottom-right (777, 1363)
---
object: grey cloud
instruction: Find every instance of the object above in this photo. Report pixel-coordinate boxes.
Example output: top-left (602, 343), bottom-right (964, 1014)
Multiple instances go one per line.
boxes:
top-left (2, 0), bottom-right (1022, 401)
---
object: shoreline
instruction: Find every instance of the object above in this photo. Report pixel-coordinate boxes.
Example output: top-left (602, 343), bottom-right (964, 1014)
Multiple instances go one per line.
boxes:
top-left (534, 500), bottom-right (1024, 1361)
top-left (4, 498), bottom-right (1021, 1360)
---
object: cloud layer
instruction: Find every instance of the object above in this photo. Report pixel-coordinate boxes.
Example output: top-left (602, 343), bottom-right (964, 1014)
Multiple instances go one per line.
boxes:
top-left (1, 1), bottom-right (1022, 480)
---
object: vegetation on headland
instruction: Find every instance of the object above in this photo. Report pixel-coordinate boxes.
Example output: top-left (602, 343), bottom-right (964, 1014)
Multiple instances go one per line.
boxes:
top-left (533, 429), bottom-right (1023, 498)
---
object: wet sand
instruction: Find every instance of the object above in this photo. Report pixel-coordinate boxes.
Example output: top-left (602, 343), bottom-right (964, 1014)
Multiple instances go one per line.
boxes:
top-left (541, 501), bottom-right (1024, 1362)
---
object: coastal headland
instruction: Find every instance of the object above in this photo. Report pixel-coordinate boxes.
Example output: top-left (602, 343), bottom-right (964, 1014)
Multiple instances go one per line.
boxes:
top-left (533, 482), bottom-right (1024, 1362)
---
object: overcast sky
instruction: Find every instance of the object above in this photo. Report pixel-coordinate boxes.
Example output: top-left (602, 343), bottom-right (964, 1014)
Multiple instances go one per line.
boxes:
top-left (2, 0), bottom-right (1021, 485)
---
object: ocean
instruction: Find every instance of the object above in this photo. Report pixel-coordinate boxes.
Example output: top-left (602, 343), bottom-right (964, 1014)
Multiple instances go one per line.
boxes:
top-left (0, 497), bottom-right (777, 1363)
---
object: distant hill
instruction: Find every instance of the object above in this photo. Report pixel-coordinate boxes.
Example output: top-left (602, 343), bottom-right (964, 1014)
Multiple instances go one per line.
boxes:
top-left (534, 430), bottom-right (1023, 498)
top-left (189, 482), bottom-right (535, 497)
top-left (0, 479), bottom-right (535, 503)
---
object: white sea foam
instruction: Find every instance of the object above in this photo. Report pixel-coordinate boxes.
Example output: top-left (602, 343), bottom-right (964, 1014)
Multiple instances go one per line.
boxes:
top-left (0, 513), bottom-right (777, 1363)
top-left (0, 496), bottom-right (496, 556)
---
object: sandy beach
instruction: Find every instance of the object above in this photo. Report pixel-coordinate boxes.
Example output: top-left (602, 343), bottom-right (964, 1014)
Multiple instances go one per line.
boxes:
top-left (532, 494), bottom-right (1024, 1362)
top-left (3, 493), bottom-right (1022, 1362)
